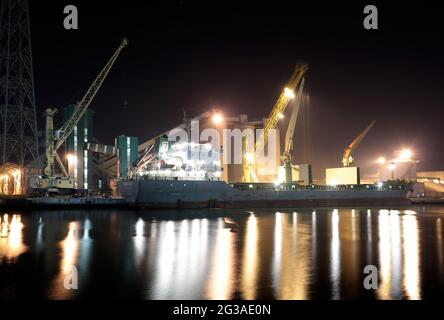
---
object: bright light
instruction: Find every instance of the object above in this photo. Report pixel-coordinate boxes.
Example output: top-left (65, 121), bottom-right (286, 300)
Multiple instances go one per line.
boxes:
top-left (277, 113), bottom-right (284, 119)
top-left (212, 113), bottom-right (224, 125)
top-left (245, 153), bottom-right (255, 164)
top-left (329, 180), bottom-right (337, 186)
top-left (273, 180), bottom-right (282, 187)
top-left (377, 157), bottom-right (386, 165)
top-left (67, 154), bottom-right (78, 165)
top-left (400, 149), bottom-right (413, 161)
top-left (377, 182), bottom-right (384, 188)
top-left (433, 179), bottom-right (440, 184)
top-left (388, 164), bottom-right (397, 171)
top-left (284, 87), bottom-right (295, 99)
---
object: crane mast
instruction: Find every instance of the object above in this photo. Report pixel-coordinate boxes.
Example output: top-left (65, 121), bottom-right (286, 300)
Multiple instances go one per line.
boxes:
top-left (244, 63), bottom-right (308, 183)
top-left (46, 38), bottom-right (128, 178)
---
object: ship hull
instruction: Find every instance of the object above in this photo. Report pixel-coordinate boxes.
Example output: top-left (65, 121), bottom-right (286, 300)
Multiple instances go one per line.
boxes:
top-left (118, 180), bottom-right (411, 209)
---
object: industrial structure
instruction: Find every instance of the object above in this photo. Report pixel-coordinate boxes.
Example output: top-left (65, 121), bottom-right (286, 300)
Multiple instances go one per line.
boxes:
top-left (64, 105), bottom-right (94, 190)
top-left (29, 38), bottom-right (128, 195)
top-left (0, 0), bottom-right (39, 166)
top-left (0, 1), bottom-right (440, 203)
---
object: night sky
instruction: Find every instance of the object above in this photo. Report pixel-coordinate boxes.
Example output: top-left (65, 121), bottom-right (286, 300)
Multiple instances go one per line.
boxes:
top-left (29, 1), bottom-right (444, 179)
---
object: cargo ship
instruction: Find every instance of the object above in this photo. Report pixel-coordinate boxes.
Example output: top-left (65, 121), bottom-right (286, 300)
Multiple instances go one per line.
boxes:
top-left (118, 179), bottom-right (411, 209)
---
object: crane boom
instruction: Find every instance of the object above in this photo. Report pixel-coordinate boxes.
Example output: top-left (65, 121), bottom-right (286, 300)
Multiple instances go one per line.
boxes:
top-left (55, 38), bottom-right (128, 153)
top-left (255, 63), bottom-right (308, 157)
top-left (51, 38), bottom-right (128, 177)
top-left (342, 121), bottom-right (375, 167)
top-left (243, 63), bottom-right (307, 183)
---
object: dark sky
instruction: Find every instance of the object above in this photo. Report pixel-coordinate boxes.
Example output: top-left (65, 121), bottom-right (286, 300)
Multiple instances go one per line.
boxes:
top-left (29, 0), bottom-right (444, 178)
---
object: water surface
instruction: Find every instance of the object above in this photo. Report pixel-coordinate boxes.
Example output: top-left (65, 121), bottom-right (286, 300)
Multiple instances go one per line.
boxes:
top-left (1, 206), bottom-right (443, 299)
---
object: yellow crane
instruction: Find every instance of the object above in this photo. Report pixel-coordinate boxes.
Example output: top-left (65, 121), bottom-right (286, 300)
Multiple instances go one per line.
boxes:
top-left (243, 63), bottom-right (308, 182)
top-left (342, 121), bottom-right (375, 167)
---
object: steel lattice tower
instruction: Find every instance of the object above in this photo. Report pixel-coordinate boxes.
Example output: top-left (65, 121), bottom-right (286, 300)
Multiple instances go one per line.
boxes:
top-left (0, 0), bottom-right (39, 166)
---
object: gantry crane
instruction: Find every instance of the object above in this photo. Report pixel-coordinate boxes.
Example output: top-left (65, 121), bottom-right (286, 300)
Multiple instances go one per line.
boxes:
top-left (342, 121), bottom-right (375, 167)
top-left (243, 63), bottom-right (308, 183)
top-left (32, 39), bottom-right (128, 195)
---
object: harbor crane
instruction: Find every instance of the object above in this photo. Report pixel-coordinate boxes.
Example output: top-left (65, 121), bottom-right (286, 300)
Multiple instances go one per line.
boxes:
top-left (243, 63), bottom-right (308, 183)
top-left (342, 121), bottom-right (375, 167)
top-left (32, 39), bottom-right (128, 195)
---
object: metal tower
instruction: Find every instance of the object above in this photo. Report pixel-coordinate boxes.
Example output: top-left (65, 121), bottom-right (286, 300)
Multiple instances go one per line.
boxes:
top-left (0, 0), bottom-right (39, 165)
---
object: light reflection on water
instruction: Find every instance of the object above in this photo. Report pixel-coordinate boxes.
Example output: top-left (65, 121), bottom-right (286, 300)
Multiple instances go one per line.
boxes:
top-left (0, 214), bottom-right (26, 260)
top-left (0, 206), bottom-right (443, 300)
top-left (241, 213), bottom-right (258, 300)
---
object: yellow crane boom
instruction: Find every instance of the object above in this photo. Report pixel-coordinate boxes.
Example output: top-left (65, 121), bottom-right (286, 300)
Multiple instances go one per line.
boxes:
top-left (255, 63), bottom-right (308, 156)
top-left (244, 63), bottom-right (308, 182)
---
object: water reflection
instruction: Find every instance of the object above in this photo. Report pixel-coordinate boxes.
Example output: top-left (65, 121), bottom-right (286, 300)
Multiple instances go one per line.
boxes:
top-left (241, 213), bottom-right (258, 300)
top-left (378, 210), bottom-right (402, 299)
top-left (437, 218), bottom-right (443, 284)
top-left (271, 212), bottom-right (282, 298)
top-left (271, 211), bottom-right (311, 299)
top-left (0, 214), bottom-right (27, 260)
top-left (0, 207), bottom-right (442, 300)
top-left (377, 210), bottom-right (422, 300)
top-left (208, 219), bottom-right (234, 300)
top-left (402, 215), bottom-right (421, 300)
top-left (330, 209), bottom-right (340, 299)
top-left (49, 221), bottom-right (81, 299)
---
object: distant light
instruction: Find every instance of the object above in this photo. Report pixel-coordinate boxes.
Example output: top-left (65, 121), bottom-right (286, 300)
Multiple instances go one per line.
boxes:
top-left (377, 182), bottom-right (384, 188)
top-left (433, 179), bottom-right (440, 184)
top-left (284, 87), bottom-right (295, 99)
top-left (245, 152), bottom-right (255, 164)
top-left (329, 180), bottom-right (337, 186)
top-left (274, 180), bottom-right (282, 187)
top-left (212, 113), bottom-right (224, 125)
top-left (400, 149), bottom-right (413, 161)
top-left (277, 113), bottom-right (285, 119)
top-left (377, 157), bottom-right (386, 165)
top-left (248, 184), bottom-right (254, 189)
top-left (67, 154), bottom-right (77, 164)
top-left (388, 164), bottom-right (397, 171)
